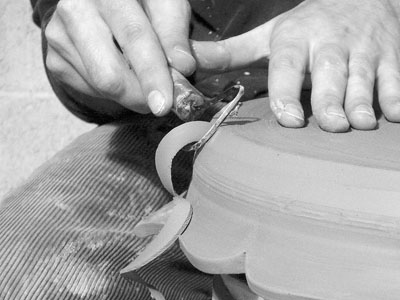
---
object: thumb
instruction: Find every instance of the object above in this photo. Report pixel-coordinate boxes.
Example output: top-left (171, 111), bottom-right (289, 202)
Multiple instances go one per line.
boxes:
top-left (191, 14), bottom-right (281, 72)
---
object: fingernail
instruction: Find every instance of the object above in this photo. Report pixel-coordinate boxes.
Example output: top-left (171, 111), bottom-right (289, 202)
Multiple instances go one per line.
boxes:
top-left (148, 90), bottom-right (166, 115)
top-left (326, 105), bottom-right (346, 119)
top-left (171, 46), bottom-right (196, 75)
top-left (353, 104), bottom-right (375, 117)
top-left (271, 99), bottom-right (304, 121)
top-left (191, 41), bottom-right (228, 71)
top-left (283, 103), bottom-right (304, 121)
top-left (174, 46), bottom-right (196, 64)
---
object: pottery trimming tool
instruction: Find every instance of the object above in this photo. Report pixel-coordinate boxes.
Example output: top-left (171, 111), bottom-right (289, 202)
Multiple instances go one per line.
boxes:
top-left (187, 85), bottom-right (244, 152)
top-left (171, 68), bottom-right (244, 123)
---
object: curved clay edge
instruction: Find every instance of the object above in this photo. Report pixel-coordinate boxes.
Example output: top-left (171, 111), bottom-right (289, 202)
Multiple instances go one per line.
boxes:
top-left (155, 121), bottom-right (211, 195)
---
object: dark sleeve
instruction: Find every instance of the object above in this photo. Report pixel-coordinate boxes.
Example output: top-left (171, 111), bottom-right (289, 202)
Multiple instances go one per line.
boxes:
top-left (30, 0), bottom-right (136, 124)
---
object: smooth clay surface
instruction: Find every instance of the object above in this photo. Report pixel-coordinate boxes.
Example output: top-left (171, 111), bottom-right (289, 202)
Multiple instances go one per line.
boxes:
top-left (179, 98), bottom-right (400, 300)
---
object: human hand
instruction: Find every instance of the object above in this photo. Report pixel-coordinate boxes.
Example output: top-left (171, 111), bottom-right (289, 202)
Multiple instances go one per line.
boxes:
top-left (191, 0), bottom-right (400, 132)
top-left (45, 0), bottom-right (195, 116)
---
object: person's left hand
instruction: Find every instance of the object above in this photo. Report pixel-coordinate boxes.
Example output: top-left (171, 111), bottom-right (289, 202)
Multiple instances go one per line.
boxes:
top-left (191, 0), bottom-right (400, 132)
top-left (45, 0), bottom-right (195, 117)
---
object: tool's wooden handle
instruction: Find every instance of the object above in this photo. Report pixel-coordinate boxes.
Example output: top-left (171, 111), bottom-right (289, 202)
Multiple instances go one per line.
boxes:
top-left (171, 68), bottom-right (213, 122)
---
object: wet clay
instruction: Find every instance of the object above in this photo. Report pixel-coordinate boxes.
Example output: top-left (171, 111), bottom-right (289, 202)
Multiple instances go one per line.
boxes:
top-left (180, 98), bottom-right (400, 300)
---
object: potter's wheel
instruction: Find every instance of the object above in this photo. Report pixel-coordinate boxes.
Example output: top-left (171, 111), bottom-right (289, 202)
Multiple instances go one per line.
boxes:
top-left (180, 98), bottom-right (400, 300)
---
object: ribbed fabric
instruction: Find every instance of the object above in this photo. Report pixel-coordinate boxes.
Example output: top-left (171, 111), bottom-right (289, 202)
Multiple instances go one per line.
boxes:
top-left (0, 115), bottom-right (212, 300)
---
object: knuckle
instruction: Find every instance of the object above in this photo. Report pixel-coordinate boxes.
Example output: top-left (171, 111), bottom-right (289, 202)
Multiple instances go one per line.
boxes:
top-left (276, 18), bottom-right (299, 34)
top-left (273, 15), bottom-right (298, 32)
top-left (320, 92), bottom-right (342, 103)
top-left (120, 22), bottom-right (145, 44)
top-left (313, 93), bottom-right (344, 115)
top-left (90, 67), bottom-right (125, 98)
top-left (313, 44), bottom-right (348, 75)
top-left (388, 71), bottom-right (400, 82)
top-left (135, 64), bottom-right (159, 80)
top-left (98, 0), bottom-right (118, 12)
top-left (377, 69), bottom-right (400, 91)
top-left (377, 53), bottom-right (400, 81)
top-left (349, 53), bottom-right (372, 68)
top-left (56, 0), bottom-right (80, 17)
top-left (349, 53), bottom-right (374, 84)
top-left (270, 17), bottom-right (303, 44)
top-left (214, 40), bottom-right (232, 71)
top-left (270, 46), bottom-right (305, 72)
top-left (157, 31), bottom-right (179, 47)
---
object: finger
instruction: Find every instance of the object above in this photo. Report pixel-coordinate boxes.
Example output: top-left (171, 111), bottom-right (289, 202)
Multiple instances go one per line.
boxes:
top-left (47, 45), bottom-right (137, 116)
top-left (143, 0), bottom-right (195, 76)
top-left (310, 44), bottom-right (350, 132)
top-left (100, 0), bottom-right (173, 116)
top-left (345, 52), bottom-right (377, 130)
top-left (377, 53), bottom-right (400, 122)
top-left (190, 15), bottom-right (281, 72)
top-left (45, 11), bottom-right (78, 62)
top-left (46, 45), bottom-right (100, 96)
top-left (45, 12), bottom-right (95, 94)
top-left (268, 40), bottom-right (308, 128)
top-left (56, 0), bottom-right (149, 114)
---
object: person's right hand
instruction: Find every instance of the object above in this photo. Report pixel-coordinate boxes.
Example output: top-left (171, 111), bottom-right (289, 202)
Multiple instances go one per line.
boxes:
top-left (191, 0), bottom-right (400, 132)
top-left (45, 0), bottom-right (196, 116)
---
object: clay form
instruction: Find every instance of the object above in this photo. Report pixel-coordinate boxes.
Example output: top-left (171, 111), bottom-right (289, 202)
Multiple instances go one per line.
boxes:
top-left (120, 197), bottom-right (193, 300)
top-left (155, 121), bottom-right (211, 196)
top-left (178, 98), bottom-right (400, 299)
top-left (120, 197), bottom-right (192, 273)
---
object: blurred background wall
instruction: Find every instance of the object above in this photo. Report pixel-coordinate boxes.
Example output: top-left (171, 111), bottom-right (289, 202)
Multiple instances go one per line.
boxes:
top-left (0, 1), bottom-right (95, 199)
